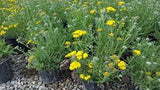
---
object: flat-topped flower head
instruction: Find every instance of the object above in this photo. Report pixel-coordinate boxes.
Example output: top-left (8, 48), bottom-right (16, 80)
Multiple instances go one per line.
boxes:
top-left (72, 30), bottom-right (87, 38)
top-left (106, 7), bottom-right (116, 13)
top-left (97, 28), bottom-right (102, 32)
top-left (133, 50), bottom-right (141, 56)
top-left (80, 74), bottom-right (91, 80)
top-left (118, 1), bottom-right (125, 6)
top-left (104, 72), bottom-right (110, 77)
top-left (118, 61), bottom-right (126, 70)
top-left (69, 61), bottom-right (81, 70)
top-left (106, 20), bottom-right (116, 26)
top-left (109, 33), bottom-right (114, 37)
top-left (90, 10), bottom-right (95, 14)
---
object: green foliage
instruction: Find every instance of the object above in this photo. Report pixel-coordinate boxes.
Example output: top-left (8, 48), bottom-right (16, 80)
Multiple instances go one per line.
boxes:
top-left (127, 39), bottom-right (160, 90)
top-left (27, 29), bottom-right (66, 71)
top-left (0, 39), bottom-right (13, 58)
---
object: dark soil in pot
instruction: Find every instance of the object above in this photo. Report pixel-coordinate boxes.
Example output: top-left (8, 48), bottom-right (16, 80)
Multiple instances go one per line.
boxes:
top-left (83, 82), bottom-right (108, 90)
top-left (0, 56), bottom-right (13, 83)
top-left (108, 75), bottom-right (139, 90)
top-left (5, 38), bottom-right (29, 54)
top-left (39, 69), bottom-right (60, 84)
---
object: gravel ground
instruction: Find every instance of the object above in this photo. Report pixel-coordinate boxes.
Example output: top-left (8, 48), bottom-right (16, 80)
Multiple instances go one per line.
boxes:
top-left (0, 54), bottom-right (83, 90)
top-left (0, 54), bottom-right (137, 90)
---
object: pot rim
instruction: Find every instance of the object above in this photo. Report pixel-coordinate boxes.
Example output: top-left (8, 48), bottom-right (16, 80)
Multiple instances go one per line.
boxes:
top-left (0, 56), bottom-right (11, 65)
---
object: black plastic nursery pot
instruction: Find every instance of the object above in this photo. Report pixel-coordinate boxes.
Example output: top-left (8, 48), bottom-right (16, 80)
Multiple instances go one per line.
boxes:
top-left (83, 81), bottom-right (108, 90)
top-left (5, 38), bottom-right (29, 54)
top-left (0, 57), bottom-right (13, 83)
top-left (39, 69), bottom-right (59, 84)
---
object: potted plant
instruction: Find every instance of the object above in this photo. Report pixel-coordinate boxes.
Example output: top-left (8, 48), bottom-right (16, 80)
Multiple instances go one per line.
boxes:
top-left (0, 39), bottom-right (13, 83)
top-left (65, 49), bottom-right (128, 90)
top-left (127, 39), bottom-right (160, 90)
top-left (27, 30), bottom-right (66, 84)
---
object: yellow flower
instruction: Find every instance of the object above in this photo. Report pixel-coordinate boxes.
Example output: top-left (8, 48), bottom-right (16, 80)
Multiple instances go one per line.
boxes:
top-left (65, 51), bottom-right (76, 58)
top-left (90, 10), bottom-right (95, 14)
top-left (70, 51), bottom-right (77, 56)
top-left (80, 74), bottom-right (91, 80)
top-left (3, 27), bottom-right (8, 30)
top-left (120, 8), bottom-right (128, 12)
top-left (72, 41), bottom-right (77, 44)
top-left (104, 72), bottom-right (110, 77)
top-left (9, 25), bottom-right (13, 28)
top-left (97, 1), bottom-right (102, 5)
top-left (72, 30), bottom-right (87, 38)
top-left (36, 20), bottom-right (41, 24)
top-left (109, 33), bottom-right (114, 37)
top-left (81, 31), bottom-right (87, 34)
top-left (27, 40), bottom-right (36, 45)
top-left (73, 0), bottom-right (77, 3)
top-left (80, 74), bottom-right (85, 79)
top-left (13, 23), bottom-right (19, 27)
top-left (116, 37), bottom-right (123, 41)
top-left (106, 7), bottom-right (116, 13)
top-left (100, 9), bottom-right (103, 12)
top-left (88, 69), bottom-right (92, 73)
top-left (108, 62), bottom-right (114, 69)
top-left (77, 55), bottom-right (82, 60)
top-left (156, 72), bottom-right (160, 76)
top-left (116, 59), bottom-right (121, 63)
top-left (69, 61), bottom-right (81, 70)
top-left (83, 53), bottom-right (88, 59)
top-left (118, 61), bottom-right (126, 70)
top-left (111, 55), bottom-right (118, 60)
top-left (65, 41), bottom-right (71, 46)
top-left (118, 1), bottom-right (125, 6)
top-left (146, 72), bottom-right (152, 76)
top-left (119, 66), bottom-right (126, 70)
top-left (97, 28), bottom-right (102, 32)
top-left (0, 30), bottom-right (6, 35)
top-left (65, 53), bottom-right (72, 58)
top-left (76, 51), bottom-right (83, 55)
top-left (88, 63), bottom-right (93, 68)
top-left (76, 51), bottom-right (83, 60)
top-left (133, 50), bottom-right (141, 56)
top-left (28, 55), bottom-right (34, 63)
top-left (106, 20), bottom-right (115, 26)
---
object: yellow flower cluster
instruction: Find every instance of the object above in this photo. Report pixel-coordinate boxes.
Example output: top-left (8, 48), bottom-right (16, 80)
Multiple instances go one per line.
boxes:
top-left (156, 72), bottom-right (160, 76)
top-left (65, 51), bottom-right (77, 58)
top-left (90, 10), bottom-right (95, 14)
top-left (106, 20), bottom-right (116, 26)
top-left (110, 55), bottom-right (126, 70)
top-left (146, 72), bottom-right (152, 76)
top-left (88, 62), bottom-right (93, 68)
top-left (1, 0), bottom-right (24, 17)
top-left (133, 50), bottom-right (141, 56)
top-left (118, 1), bottom-right (125, 6)
top-left (117, 60), bottom-right (126, 70)
top-left (28, 55), bottom-right (35, 63)
top-left (97, 1), bottom-right (102, 5)
top-left (69, 61), bottom-right (81, 70)
top-left (0, 23), bottom-right (19, 35)
top-left (106, 6), bottom-right (116, 13)
top-left (72, 30), bottom-right (87, 38)
top-left (65, 51), bottom-right (88, 60)
top-left (109, 32), bottom-right (114, 37)
top-left (27, 40), bottom-right (37, 45)
top-left (0, 30), bottom-right (6, 35)
top-left (80, 74), bottom-right (91, 80)
top-left (97, 28), bottom-right (102, 32)
top-left (104, 72), bottom-right (110, 77)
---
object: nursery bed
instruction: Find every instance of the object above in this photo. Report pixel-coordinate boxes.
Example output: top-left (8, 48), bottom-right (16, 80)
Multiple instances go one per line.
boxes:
top-left (0, 54), bottom-right (136, 90)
